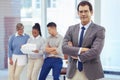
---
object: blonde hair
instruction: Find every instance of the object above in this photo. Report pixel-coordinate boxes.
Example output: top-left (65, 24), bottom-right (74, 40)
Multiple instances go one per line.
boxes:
top-left (16, 23), bottom-right (24, 31)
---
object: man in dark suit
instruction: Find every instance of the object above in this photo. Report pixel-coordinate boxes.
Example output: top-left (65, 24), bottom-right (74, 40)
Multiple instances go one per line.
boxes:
top-left (62, 1), bottom-right (105, 80)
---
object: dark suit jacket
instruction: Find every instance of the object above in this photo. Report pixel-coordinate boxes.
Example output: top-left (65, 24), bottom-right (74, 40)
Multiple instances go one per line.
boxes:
top-left (62, 22), bottom-right (105, 80)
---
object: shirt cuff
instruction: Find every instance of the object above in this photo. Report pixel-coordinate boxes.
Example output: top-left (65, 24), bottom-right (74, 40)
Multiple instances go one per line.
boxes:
top-left (78, 47), bottom-right (82, 55)
top-left (78, 47), bottom-right (82, 61)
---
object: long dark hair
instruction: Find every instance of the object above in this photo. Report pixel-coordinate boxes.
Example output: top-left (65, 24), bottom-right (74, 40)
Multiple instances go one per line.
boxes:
top-left (32, 23), bottom-right (42, 36)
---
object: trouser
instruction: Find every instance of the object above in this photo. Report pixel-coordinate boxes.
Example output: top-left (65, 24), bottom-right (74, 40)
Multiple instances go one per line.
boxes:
top-left (8, 61), bottom-right (25, 80)
top-left (66, 69), bottom-right (104, 80)
top-left (66, 70), bottom-right (88, 80)
top-left (38, 57), bottom-right (63, 80)
top-left (27, 58), bottom-right (43, 80)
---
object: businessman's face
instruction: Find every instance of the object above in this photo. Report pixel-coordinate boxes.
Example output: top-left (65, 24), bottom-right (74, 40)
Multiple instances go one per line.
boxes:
top-left (78, 5), bottom-right (93, 25)
top-left (47, 26), bottom-right (56, 36)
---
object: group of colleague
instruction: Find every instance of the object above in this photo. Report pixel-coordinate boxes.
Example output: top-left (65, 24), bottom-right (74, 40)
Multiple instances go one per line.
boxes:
top-left (8, 1), bottom-right (105, 80)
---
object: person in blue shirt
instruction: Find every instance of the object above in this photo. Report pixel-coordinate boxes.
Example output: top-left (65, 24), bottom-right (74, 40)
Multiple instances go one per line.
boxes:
top-left (38, 22), bottom-right (63, 80)
top-left (8, 23), bottom-right (29, 80)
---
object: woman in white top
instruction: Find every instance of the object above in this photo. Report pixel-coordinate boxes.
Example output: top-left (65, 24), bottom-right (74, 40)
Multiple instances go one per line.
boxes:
top-left (27, 23), bottom-right (45, 80)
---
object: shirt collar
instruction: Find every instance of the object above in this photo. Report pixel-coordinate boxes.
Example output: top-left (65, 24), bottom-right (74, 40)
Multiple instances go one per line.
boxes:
top-left (80, 21), bottom-right (92, 30)
top-left (31, 35), bottom-right (40, 39)
top-left (15, 32), bottom-right (25, 36)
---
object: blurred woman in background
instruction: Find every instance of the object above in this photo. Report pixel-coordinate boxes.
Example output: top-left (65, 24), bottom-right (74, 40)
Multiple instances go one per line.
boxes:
top-left (27, 23), bottom-right (45, 80)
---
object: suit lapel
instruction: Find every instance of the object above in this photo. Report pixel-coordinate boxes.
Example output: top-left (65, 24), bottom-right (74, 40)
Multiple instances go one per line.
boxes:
top-left (82, 23), bottom-right (94, 45)
top-left (74, 24), bottom-right (80, 46)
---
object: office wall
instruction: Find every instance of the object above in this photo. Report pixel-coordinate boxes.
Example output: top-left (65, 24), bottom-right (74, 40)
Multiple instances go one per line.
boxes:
top-left (0, 0), bottom-right (20, 69)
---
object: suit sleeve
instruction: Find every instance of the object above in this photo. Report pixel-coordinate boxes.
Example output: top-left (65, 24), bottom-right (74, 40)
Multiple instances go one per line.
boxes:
top-left (62, 26), bottom-right (80, 57)
top-left (80, 27), bottom-right (105, 62)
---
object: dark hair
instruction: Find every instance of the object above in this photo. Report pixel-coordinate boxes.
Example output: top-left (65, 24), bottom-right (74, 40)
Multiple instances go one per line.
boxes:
top-left (32, 23), bottom-right (42, 36)
top-left (77, 1), bottom-right (93, 12)
top-left (47, 22), bottom-right (57, 28)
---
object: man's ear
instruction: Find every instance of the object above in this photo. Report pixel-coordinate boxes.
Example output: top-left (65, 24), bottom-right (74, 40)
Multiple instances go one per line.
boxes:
top-left (91, 11), bottom-right (93, 15)
top-left (77, 11), bottom-right (79, 16)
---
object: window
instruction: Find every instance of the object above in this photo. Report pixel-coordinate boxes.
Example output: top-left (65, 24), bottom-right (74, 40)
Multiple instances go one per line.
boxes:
top-left (21, 0), bottom-right (32, 18)
top-left (36, 0), bottom-right (40, 2)
top-left (47, 0), bottom-right (56, 8)
top-left (21, 0), bottom-right (32, 8)
top-left (20, 0), bottom-right (41, 36)
top-left (36, 0), bottom-right (41, 8)
top-left (101, 0), bottom-right (120, 72)
top-left (36, 3), bottom-right (40, 8)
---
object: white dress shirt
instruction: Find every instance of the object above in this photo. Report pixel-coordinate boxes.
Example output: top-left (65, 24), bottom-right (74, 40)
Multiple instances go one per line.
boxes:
top-left (78, 21), bottom-right (92, 61)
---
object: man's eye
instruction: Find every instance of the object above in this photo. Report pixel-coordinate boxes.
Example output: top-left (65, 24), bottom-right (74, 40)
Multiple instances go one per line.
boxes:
top-left (79, 11), bottom-right (83, 13)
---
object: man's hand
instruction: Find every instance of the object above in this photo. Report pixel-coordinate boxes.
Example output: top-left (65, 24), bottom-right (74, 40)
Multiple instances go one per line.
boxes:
top-left (68, 41), bottom-right (73, 46)
top-left (49, 50), bottom-right (57, 55)
top-left (81, 48), bottom-right (89, 54)
top-left (32, 50), bottom-right (39, 53)
top-left (67, 41), bottom-right (89, 59)
top-left (45, 45), bottom-right (57, 54)
top-left (9, 58), bottom-right (13, 65)
top-left (71, 56), bottom-right (78, 59)
top-left (45, 47), bottom-right (56, 53)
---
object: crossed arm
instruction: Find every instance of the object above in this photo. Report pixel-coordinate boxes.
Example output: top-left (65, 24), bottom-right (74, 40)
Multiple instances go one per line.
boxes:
top-left (68, 41), bottom-right (89, 59)
top-left (45, 45), bottom-right (58, 55)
